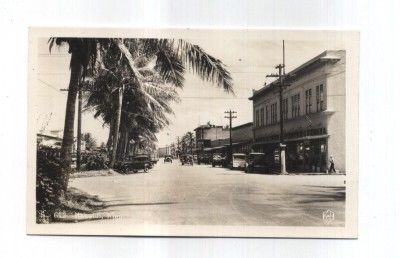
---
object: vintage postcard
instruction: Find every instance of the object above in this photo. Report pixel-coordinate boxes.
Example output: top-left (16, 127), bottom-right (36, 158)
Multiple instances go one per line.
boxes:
top-left (27, 28), bottom-right (359, 238)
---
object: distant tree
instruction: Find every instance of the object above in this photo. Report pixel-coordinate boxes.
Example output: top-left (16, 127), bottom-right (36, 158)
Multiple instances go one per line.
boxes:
top-left (83, 133), bottom-right (97, 150)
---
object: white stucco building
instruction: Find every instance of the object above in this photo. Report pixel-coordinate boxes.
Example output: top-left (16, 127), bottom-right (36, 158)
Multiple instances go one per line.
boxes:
top-left (249, 50), bottom-right (346, 172)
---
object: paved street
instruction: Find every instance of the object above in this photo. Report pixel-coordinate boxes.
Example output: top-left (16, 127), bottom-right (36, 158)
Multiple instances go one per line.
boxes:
top-left (69, 160), bottom-right (345, 227)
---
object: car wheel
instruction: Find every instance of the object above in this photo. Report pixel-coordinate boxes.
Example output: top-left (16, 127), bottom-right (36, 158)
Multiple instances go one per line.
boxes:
top-left (123, 165), bottom-right (130, 174)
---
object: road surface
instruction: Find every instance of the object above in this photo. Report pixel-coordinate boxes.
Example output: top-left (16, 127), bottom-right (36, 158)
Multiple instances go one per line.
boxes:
top-left (69, 160), bottom-right (345, 226)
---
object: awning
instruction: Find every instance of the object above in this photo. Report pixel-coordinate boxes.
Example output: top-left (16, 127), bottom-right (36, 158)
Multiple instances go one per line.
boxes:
top-left (253, 134), bottom-right (329, 146)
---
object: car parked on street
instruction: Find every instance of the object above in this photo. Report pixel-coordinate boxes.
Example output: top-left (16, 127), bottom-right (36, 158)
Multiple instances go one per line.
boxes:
top-left (180, 154), bottom-right (194, 166)
top-left (212, 153), bottom-right (228, 167)
top-left (117, 154), bottom-right (152, 173)
top-left (245, 152), bottom-right (271, 173)
top-left (197, 153), bottom-right (211, 165)
top-left (231, 153), bottom-right (246, 170)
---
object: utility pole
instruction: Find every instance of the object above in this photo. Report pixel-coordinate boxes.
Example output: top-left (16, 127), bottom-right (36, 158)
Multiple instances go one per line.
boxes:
top-left (266, 40), bottom-right (289, 175)
top-left (224, 110), bottom-right (237, 162)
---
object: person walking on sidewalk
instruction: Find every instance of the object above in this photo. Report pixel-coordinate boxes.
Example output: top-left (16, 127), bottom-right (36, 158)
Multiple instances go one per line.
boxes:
top-left (329, 155), bottom-right (336, 173)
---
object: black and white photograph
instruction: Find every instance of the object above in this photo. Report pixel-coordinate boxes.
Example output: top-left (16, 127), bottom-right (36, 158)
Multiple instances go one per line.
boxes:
top-left (27, 28), bottom-right (359, 238)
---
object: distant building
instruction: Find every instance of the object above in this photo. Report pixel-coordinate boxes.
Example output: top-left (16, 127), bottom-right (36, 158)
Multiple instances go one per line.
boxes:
top-left (194, 124), bottom-right (229, 153)
top-left (37, 133), bottom-right (62, 149)
top-left (158, 146), bottom-right (172, 157)
top-left (231, 122), bottom-right (253, 154)
top-left (204, 122), bottom-right (253, 155)
top-left (37, 129), bottom-right (86, 153)
top-left (249, 50), bottom-right (346, 172)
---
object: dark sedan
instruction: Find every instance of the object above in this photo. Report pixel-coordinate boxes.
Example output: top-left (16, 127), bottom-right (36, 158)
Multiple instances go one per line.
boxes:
top-left (118, 155), bottom-right (152, 173)
top-left (245, 153), bottom-right (272, 173)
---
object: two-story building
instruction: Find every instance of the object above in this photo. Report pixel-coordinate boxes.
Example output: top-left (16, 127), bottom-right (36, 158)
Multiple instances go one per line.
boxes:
top-left (203, 122), bottom-right (254, 156)
top-left (194, 124), bottom-right (230, 152)
top-left (249, 50), bottom-right (346, 173)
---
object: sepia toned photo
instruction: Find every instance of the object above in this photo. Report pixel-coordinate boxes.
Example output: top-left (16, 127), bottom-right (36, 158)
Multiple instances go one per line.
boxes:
top-left (27, 28), bottom-right (359, 238)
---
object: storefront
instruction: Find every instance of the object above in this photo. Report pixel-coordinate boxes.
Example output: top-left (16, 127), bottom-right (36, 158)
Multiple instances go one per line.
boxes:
top-left (253, 130), bottom-right (329, 172)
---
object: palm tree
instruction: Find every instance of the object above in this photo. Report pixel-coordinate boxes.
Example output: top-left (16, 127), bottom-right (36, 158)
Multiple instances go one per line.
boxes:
top-left (49, 37), bottom-right (233, 191)
top-left (48, 38), bottom-right (99, 190)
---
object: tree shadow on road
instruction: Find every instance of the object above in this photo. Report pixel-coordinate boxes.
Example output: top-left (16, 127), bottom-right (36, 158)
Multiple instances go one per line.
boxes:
top-left (295, 186), bottom-right (345, 204)
top-left (103, 201), bottom-right (178, 208)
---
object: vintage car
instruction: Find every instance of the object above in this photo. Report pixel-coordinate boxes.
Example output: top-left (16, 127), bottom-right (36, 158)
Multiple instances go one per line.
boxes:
top-left (245, 152), bottom-right (271, 173)
top-left (211, 153), bottom-right (228, 167)
top-left (180, 154), bottom-right (194, 165)
top-left (163, 155), bottom-right (173, 163)
top-left (117, 155), bottom-right (152, 173)
top-left (231, 153), bottom-right (247, 170)
top-left (197, 153), bottom-right (211, 165)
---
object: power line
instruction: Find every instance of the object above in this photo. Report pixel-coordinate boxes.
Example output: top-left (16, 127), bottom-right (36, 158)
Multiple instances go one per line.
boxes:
top-left (37, 79), bottom-right (65, 94)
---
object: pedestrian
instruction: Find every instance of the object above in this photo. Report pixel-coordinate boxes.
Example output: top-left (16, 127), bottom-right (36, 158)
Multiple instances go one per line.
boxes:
top-left (329, 155), bottom-right (336, 173)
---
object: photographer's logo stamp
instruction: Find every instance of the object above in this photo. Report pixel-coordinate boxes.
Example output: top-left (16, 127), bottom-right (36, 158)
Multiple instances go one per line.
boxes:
top-left (323, 209), bottom-right (335, 224)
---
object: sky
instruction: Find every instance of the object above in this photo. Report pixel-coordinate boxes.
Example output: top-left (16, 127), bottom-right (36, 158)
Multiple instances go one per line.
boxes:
top-left (35, 36), bottom-right (345, 148)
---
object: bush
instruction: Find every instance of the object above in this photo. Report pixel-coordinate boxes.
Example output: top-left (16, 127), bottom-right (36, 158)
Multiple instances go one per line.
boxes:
top-left (82, 153), bottom-right (108, 171)
top-left (36, 147), bottom-right (67, 223)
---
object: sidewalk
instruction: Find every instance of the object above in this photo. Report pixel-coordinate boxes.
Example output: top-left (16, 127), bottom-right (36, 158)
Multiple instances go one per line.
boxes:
top-left (287, 170), bottom-right (346, 175)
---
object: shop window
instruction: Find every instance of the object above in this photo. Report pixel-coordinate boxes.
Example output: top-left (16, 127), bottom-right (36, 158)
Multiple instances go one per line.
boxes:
top-left (305, 89), bottom-right (312, 114)
top-left (291, 93), bottom-right (300, 118)
top-left (255, 109), bottom-right (259, 127)
top-left (271, 102), bottom-right (277, 124)
top-left (316, 84), bottom-right (324, 111)
top-left (260, 107), bottom-right (265, 126)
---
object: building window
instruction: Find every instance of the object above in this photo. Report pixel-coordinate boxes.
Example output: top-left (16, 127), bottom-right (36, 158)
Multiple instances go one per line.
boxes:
top-left (291, 93), bottom-right (300, 118)
top-left (305, 89), bottom-right (312, 114)
top-left (260, 107), bottom-right (265, 126)
top-left (316, 84), bottom-right (324, 111)
top-left (282, 98), bottom-right (288, 120)
top-left (255, 109), bottom-right (260, 127)
top-left (271, 102), bottom-right (277, 124)
top-left (265, 105), bottom-right (269, 125)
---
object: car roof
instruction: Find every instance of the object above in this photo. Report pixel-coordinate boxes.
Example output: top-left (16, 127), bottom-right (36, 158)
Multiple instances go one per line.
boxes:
top-left (249, 152), bottom-right (265, 155)
top-left (233, 153), bottom-right (246, 156)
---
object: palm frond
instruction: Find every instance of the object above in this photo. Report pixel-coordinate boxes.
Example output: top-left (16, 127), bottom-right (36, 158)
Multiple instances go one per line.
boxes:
top-left (177, 40), bottom-right (234, 93)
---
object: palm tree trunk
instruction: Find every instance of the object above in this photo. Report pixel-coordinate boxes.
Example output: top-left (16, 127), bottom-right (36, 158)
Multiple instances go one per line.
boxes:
top-left (107, 116), bottom-right (115, 155)
top-left (110, 85), bottom-right (124, 168)
top-left (60, 52), bottom-right (83, 191)
top-left (123, 131), bottom-right (129, 158)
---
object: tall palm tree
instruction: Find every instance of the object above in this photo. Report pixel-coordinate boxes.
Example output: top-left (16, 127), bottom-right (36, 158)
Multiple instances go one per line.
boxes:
top-left (48, 38), bottom-right (98, 190)
top-left (49, 37), bottom-right (233, 191)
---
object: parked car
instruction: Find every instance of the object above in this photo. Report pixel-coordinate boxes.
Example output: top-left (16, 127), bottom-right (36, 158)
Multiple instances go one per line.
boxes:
top-left (180, 154), bottom-right (194, 165)
top-left (164, 155), bottom-right (172, 163)
top-left (150, 153), bottom-right (159, 166)
top-left (117, 155), bottom-right (151, 173)
top-left (197, 153), bottom-right (211, 165)
top-left (245, 152), bottom-right (271, 173)
top-left (231, 153), bottom-right (246, 170)
top-left (212, 153), bottom-right (228, 167)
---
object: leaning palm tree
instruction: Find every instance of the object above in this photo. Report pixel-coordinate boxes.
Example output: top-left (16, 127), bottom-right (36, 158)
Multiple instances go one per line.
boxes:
top-left (49, 37), bottom-right (233, 191)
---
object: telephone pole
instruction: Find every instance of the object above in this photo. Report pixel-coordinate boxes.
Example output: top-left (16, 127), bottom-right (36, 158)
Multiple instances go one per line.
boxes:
top-left (224, 110), bottom-right (237, 161)
top-left (266, 40), bottom-right (289, 175)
